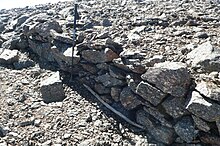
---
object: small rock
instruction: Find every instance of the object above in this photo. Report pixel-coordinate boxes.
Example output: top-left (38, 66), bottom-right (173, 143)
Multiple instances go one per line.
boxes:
top-left (102, 19), bottom-right (112, 27)
top-left (40, 71), bottom-right (65, 103)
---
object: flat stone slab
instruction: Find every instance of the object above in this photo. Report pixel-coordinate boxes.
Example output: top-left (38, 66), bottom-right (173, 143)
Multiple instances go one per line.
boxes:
top-left (40, 71), bottom-right (65, 103)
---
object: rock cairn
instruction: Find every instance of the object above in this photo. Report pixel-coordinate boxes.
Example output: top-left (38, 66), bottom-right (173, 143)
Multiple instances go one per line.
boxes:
top-left (1, 0), bottom-right (220, 145)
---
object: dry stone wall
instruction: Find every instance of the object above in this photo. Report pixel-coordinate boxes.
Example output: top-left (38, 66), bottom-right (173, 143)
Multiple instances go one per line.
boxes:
top-left (1, 0), bottom-right (220, 145)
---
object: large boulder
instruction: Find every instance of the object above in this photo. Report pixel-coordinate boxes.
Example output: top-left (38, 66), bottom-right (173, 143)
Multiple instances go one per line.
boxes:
top-left (40, 72), bottom-right (65, 103)
top-left (187, 41), bottom-right (220, 73)
top-left (141, 61), bottom-right (190, 97)
top-left (186, 91), bottom-right (220, 122)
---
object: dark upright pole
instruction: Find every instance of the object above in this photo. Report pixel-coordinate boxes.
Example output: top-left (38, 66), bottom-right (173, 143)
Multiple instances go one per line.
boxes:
top-left (70, 1), bottom-right (78, 81)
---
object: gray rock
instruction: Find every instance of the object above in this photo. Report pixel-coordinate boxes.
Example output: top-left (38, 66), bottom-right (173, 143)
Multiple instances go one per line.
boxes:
top-left (200, 134), bottom-right (220, 145)
top-left (40, 72), bottom-right (65, 103)
top-left (141, 61), bottom-right (190, 97)
top-left (82, 48), bottom-right (119, 64)
top-left (120, 87), bottom-right (142, 110)
top-left (95, 73), bottom-right (125, 87)
top-left (194, 32), bottom-right (209, 39)
top-left (105, 38), bottom-right (123, 54)
top-left (102, 19), bottom-right (112, 27)
top-left (1, 36), bottom-right (19, 49)
top-left (13, 53), bottom-right (35, 69)
top-left (136, 109), bottom-right (175, 144)
top-left (174, 116), bottom-right (197, 143)
top-left (112, 58), bottom-right (130, 72)
top-left (162, 96), bottom-right (187, 119)
top-left (94, 83), bottom-right (111, 95)
top-left (111, 87), bottom-right (121, 102)
top-left (187, 41), bottom-right (220, 72)
top-left (192, 115), bottom-right (210, 132)
top-left (81, 63), bottom-right (99, 74)
top-left (51, 46), bottom-right (80, 71)
top-left (28, 39), bottom-right (54, 62)
top-left (0, 49), bottom-right (18, 64)
top-left (109, 66), bottom-right (126, 79)
top-left (143, 106), bottom-right (172, 128)
top-left (186, 91), bottom-right (220, 122)
top-left (125, 59), bottom-right (146, 74)
top-left (29, 20), bottom-right (62, 38)
top-left (142, 55), bottom-right (165, 67)
top-left (50, 30), bottom-right (73, 44)
top-left (135, 81), bottom-right (167, 106)
top-left (196, 81), bottom-right (220, 102)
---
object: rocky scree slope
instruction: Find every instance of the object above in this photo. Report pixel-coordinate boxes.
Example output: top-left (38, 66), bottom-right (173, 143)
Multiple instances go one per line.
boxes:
top-left (1, 0), bottom-right (220, 145)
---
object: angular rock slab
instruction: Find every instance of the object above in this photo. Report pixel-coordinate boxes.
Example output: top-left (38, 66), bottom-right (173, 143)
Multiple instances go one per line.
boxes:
top-left (120, 87), bottom-right (142, 110)
top-left (196, 80), bottom-right (220, 102)
top-left (136, 109), bottom-right (175, 144)
top-left (0, 49), bottom-right (18, 64)
top-left (141, 61), bottom-right (190, 97)
top-left (174, 116), bottom-right (197, 143)
top-left (40, 72), bottom-right (65, 103)
top-left (136, 81), bottom-right (167, 106)
top-left (186, 91), bottom-right (220, 122)
top-left (187, 41), bottom-right (220, 72)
